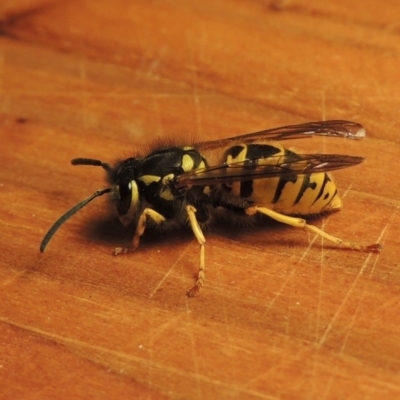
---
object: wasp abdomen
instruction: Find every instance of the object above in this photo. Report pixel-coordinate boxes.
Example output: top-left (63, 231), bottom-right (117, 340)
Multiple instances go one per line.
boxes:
top-left (223, 143), bottom-right (342, 215)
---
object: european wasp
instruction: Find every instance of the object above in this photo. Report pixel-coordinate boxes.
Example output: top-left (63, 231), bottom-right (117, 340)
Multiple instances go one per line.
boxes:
top-left (40, 120), bottom-right (381, 296)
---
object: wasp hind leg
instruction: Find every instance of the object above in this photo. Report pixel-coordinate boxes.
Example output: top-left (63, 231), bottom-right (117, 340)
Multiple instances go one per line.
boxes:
top-left (114, 208), bottom-right (166, 255)
top-left (245, 205), bottom-right (382, 253)
top-left (185, 205), bottom-right (206, 297)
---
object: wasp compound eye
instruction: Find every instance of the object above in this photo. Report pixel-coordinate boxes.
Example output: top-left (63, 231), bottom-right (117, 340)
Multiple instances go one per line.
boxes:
top-left (116, 181), bottom-right (132, 215)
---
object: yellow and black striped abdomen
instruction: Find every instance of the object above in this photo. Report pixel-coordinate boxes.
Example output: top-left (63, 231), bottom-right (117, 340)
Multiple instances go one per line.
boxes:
top-left (223, 142), bottom-right (342, 215)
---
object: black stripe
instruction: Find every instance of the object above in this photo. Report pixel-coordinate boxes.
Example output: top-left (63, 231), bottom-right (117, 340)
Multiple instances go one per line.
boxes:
top-left (272, 174), bottom-right (297, 203)
top-left (226, 145), bottom-right (246, 159)
top-left (323, 188), bottom-right (338, 209)
top-left (312, 173), bottom-right (331, 205)
top-left (294, 175), bottom-right (317, 205)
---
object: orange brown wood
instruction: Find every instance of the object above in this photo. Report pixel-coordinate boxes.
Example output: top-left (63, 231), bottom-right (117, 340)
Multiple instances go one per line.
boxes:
top-left (1, 1), bottom-right (399, 399)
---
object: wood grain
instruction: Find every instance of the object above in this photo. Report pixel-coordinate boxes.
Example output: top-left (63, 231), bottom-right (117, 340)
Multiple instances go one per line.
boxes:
top-left (1, 1), bottom-right (399, 399)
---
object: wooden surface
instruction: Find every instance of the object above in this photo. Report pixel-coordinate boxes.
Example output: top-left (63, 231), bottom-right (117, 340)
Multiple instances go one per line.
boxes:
top-left (1, 1), bottom-right (400, 399)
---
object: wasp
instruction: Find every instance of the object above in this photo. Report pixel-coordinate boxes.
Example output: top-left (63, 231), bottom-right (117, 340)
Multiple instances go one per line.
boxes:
top-left (40, 120), bottom-right (381, 296)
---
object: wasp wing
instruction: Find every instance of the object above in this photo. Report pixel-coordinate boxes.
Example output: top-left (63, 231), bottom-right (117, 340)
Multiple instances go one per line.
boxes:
top-left (196, 120), bottom-right (365, 151)
top-left (175, 154), bottom-right (364, 188)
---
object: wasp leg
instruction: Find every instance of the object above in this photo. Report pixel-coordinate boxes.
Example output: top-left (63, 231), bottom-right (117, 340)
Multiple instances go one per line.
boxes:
top-left (245, 206), bottom-right (382, 253)
top-left (185, 205), bottom-right (206, 297)
top-left (114, 208), bottom-right (166, 255)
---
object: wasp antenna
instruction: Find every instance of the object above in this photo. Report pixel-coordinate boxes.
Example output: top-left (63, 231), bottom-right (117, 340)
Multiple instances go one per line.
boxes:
top-left (71, 158), bottom-right (112, 172)
top-left (71, 158), bottom-right (103, 166)
top-left (40, 187), bottom-right (113, 253)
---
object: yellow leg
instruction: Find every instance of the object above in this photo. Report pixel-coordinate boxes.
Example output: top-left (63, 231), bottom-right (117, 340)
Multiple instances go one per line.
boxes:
top-left (114, 208), bottom-right (166, 255)
top-left (186, 205), bottom-right (206, 297)
top-left (245, 206), bottom-right (382, 253)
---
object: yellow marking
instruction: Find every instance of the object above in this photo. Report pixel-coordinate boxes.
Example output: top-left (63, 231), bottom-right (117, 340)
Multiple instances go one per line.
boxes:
top-left (226, 146), bottom-right (247, 165)
top-left (158, 174), bottom-right (175, 201)
top-left (329, 193), bottom-right (342, 211)
top-left (248, 177), bottom-right (280, 205)
top-left (203, 186), bottom-right (211, 196)
top-left (185, 205), bottom-right (206, 297)
top-left (297, 174), bottom-right (325, 213)
top-left (161, 173), bottom-right (174, 184)
top-left (226, 145), bottom-right (247, 197)
top-left (160, 188), bottom-right (174, 201)
top-left (297, 173), bottom-right (338, 213)
top-left (117, 180), bottom-right (139, 227)
top-left (131, 181), bottom-right (139, 209)
top-left (253, 143), bottom-right (286, 164)
top-left (182, 154), bottom-right (194, 172)
top-left (198, 160), bottom-right (206, 169)
top-left (138, 175), bottom-right (161, 186)
top-left (183, 146), bottom-right (194, 151)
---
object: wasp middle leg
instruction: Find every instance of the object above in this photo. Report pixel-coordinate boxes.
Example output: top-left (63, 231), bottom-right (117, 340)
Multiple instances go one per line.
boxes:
top-left (185, 205), bottom-right (206, 297)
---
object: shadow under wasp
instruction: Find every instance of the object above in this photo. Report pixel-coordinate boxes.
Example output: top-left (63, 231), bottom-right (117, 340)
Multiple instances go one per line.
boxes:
top-left (40, 120), bottom-right (381, 296)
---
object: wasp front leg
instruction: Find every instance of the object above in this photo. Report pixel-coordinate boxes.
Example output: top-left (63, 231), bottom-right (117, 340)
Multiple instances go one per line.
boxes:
top-left (185, 205), bottom-right (207, 297)
top-left (114, 208), bottom-right (166, 255)
top-left (246, 206), bottom-right (382, 252)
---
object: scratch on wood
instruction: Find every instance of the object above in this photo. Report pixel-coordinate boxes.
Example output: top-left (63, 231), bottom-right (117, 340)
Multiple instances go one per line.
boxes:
top-left (148, 242), bottom-right (192, 298)
top-left (317, 249), bottom-right (378, 348)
